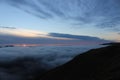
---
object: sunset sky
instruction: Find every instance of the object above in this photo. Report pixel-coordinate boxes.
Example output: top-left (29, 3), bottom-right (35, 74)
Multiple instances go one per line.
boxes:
top-left (0, 0), bottom-right (120, 46)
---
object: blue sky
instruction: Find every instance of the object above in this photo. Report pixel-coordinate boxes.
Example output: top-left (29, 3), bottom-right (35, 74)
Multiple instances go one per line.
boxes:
top-left (0, 0), bottom-right (120, 44)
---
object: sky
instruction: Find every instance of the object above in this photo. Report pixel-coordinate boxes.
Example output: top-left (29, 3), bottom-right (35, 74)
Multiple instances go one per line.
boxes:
top-left (0, 0), bottom-right (120, 45)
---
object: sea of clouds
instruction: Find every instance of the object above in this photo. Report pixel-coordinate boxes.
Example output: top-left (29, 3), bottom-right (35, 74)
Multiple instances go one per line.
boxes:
top-left (0, 45), bottom-right (103, 80)
top-left (0, 45), bottom-right (102, 67)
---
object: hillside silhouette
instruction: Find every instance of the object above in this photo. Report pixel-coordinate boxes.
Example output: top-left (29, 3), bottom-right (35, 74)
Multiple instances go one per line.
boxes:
top-left (39, 43), bottom-right (120, 80)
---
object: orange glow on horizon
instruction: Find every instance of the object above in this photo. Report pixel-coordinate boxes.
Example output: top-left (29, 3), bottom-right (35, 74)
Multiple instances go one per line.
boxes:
top-left (1, 41), bottom-right (102, 47)
top-left (0, 28), bottom-right (74, 40)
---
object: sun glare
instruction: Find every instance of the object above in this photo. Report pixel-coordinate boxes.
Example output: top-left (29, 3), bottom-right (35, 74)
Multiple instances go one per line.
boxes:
top-left (22, 44), bottom-right (27, 47)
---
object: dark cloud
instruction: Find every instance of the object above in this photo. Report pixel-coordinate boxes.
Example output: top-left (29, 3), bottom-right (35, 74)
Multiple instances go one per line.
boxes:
top-left (1, 0), bottom-right (120, 30)
top-left (0, 32), bottom-right (109, 45)
top-left (49, 33), bottom-right (108, 42)
top-left (0, 26), bottom-right (16, 29)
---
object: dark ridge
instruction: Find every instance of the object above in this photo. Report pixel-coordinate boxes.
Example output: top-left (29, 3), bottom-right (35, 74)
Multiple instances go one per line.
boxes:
top-left (39, 43), bottom-right (120, 80)
top-left (101, 42), bottom-right (120, 46)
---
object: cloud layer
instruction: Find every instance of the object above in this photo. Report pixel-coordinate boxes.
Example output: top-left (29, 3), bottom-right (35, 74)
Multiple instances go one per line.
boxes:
top-left (0, 45), bottom-right (103, 80)
top-left (49, 33), bottom-right (106, 41)
top-left (0, 29), bottom-right (109, 46)
top-left (0, 45), bottom-right (102, 68)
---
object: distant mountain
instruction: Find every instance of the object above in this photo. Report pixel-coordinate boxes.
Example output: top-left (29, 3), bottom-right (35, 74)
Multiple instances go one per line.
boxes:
top-left (39, 43), bottom-right (120, 80)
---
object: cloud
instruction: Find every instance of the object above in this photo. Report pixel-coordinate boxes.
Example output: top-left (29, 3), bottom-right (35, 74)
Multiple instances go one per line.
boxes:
top-left (0, 45), bottom-right (102, 68)
top-left (0, 45), bottom-right (100, 79)
top-left (37, 0), bottom-right (66, 17)
top-left (49, 33), bottom-right (108, 42)
top-left (1, 0), bottom-right (120, 30)
top-left (0, 44), bottom-right (103, 80)
top-left (1, 27), bottom-right (77, 45)
top-left (0, 26), bottom-right (16, 29)
top-left (0, 24), bottom-right (110, 45)
top-left (0, 27), bottom-right (109, 45)
top-left (1, 27), bottom-right (82, 42)
top-left (2, 0), bottom-right (53, 19)
top-left (0, 34), bottom-right (69, 45)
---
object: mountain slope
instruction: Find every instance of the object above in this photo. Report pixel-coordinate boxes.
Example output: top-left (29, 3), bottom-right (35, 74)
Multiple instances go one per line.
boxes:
top-left (39, 43), bottom-right (120, 80)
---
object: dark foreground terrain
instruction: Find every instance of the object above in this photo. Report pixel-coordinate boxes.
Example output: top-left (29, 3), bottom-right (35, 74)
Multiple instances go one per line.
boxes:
top-left (39, 43), bottom-right (120, 80)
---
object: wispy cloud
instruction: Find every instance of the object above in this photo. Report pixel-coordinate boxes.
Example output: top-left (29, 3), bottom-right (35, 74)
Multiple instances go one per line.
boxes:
top-left (1, 0), bottom-right (53, 19)
top-left (1, 0), bottom-right (120, 31)
top-left (0, 27), bottom-right (47, 37)
top-left (0, 26), bottom-right (16, 29)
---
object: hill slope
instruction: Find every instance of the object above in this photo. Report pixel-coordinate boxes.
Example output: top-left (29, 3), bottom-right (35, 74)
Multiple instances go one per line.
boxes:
top-left (39, 43), bottom-right (120, 80)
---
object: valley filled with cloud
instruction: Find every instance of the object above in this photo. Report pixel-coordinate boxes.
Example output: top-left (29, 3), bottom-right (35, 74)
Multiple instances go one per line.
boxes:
top-left (0, 45), bottom-right (102, 80)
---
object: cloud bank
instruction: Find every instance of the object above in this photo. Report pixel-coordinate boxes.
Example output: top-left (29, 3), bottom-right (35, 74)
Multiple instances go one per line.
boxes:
top-left (0, 45), bottom-right (103, 80)
top-left (0, 27), bottom-right (109, 45)
top-left (49, 33), bottom-right (106, 41)
top-left (0, 45), bottom-right (102, 67)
